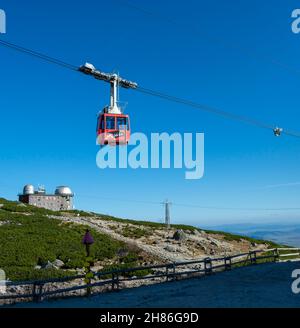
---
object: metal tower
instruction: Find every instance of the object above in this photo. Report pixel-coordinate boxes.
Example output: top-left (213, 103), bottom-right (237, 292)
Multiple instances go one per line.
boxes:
top-left (162, 200), bottom-right (172, 229)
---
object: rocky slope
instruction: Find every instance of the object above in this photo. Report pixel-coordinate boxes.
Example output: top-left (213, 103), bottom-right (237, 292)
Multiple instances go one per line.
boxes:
top-left (0, 197), bottom-right (277, 282)
top-left (54, 214), bottom-right (273, 263)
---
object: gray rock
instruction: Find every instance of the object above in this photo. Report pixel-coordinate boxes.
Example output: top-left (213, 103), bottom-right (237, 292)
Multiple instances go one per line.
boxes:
top-left (44, 261), bottom-right (58, 270)
top-left (197, 243), bottom-right (208, 252)
top-left (173, 230), bottom-right (186, 241)
top-left (117, 248), bottom-right (129, 257)
top-left (8, 286), bottom-right (22, 293)
top-left (164, 245), bottom-right (177, 253)
top-left (52, 259), bottom-right (65, 268)
top-left (34, 265), bottom-right (42, 270)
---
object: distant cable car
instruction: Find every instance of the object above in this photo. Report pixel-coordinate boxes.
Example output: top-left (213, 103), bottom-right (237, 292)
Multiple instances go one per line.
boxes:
top-left (79, 63), bottom-right (137, 146)
top-left (273, 127), bottom-right (283, 137)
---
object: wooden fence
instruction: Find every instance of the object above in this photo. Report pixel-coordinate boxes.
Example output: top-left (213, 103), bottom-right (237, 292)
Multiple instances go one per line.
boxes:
top-left (0, 248), bottom-right (299, 305)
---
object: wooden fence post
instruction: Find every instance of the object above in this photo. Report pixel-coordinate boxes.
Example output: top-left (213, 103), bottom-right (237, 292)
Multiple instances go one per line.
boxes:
top-left (112, 273), bottom-right (115, 291)
top-left (250, 251), bottom-right (257, 265)
top-left (204, 258), bottom-right (212, 275)
top-left (116, 273), bottom-right (120, 290)
top-left (32, 282), bottom-right (43, 302)
top-left (32, 282), bottom-right (37, 302)
top-left (111, 273), bottom-right (120, 291)
top-left (172, 263), bottom-right (176, 281)
top-left (166, 265), bottom-right (169, 282)
top-left (225, 256), bottom-right (232, 271)
top-left (273, 248), bottom-right (279, 261)
top-left (37, 283), bottom-right (43, 302)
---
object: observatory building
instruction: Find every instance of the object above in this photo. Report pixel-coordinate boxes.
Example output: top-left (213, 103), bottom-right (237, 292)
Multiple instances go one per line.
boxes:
top-left (18, 185), bottom-right (74, 211)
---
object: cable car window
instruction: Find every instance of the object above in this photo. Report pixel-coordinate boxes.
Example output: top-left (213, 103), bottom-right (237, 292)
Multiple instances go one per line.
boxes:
top-left (117, 117), bottom-right (128, 130)
top-left (106, 116), bottom-right (115, 130)
top-left (100, 118), bottom-right (104, 129)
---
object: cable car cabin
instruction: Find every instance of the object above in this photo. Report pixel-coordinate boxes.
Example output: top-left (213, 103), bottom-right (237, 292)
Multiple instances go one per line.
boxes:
top-left (97, 113), bottom-right (130, 145)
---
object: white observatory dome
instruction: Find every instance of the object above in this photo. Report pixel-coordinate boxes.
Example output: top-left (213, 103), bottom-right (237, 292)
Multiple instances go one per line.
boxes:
top-left (23, 184), bottom-right (35, 195)
top-left (55, 186), bottom-right (73, 197)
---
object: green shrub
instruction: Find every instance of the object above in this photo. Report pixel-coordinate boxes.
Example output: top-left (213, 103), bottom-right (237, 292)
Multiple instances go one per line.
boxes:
top-left (0, 211), bottom-right (125, 281)
top-left (98, 263), bottom-right (153, 279)
top-left (122, 226), bottom-right (151, 239)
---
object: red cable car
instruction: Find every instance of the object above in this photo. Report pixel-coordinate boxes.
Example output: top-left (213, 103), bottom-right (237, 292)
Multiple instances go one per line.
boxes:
top-left (79, 63), bottom-right (137, 146)
top-left (97, 109), bottom-right (130, 145)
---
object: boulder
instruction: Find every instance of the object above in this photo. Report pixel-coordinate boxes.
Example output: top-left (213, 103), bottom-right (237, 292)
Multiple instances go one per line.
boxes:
top-left (197, 243), bottom-right (208, 252)
top-left (44, 261), bottom-right (57, 270)
top-left (164, 245), bottom-right (177, 253)
top-left (117, 248), bottom-right (129, 257)
top-left (52, 259), bottom-right (65, 268)
top-left (173, 230), bottom-right (186, 241)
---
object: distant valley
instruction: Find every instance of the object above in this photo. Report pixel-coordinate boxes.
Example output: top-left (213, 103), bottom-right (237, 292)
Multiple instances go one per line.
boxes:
top-left (203, 222), bottom-right (300, 247)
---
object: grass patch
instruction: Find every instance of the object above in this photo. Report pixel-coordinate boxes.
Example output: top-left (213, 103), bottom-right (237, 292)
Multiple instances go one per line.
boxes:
top-left (98, 252), bottom-right (153, 279)
top-left (122, 225), bottom-right (151, 239)
top-left (0, 198), bottom-right (156, 282)
top-left (60, 210), bottom-right (94, 217)
top-left (0, 200), bottom-right (137, 281)
top-left (0, 200), bottom-right (62, 216)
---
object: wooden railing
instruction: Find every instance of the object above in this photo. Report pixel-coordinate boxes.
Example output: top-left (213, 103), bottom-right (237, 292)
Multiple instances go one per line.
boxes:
top-left (0, 248), bottom-right (298, 305)
top-left (276, 248), bottom-right (300, 260)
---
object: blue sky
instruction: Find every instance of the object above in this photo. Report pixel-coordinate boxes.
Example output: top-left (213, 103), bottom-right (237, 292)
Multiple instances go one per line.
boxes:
top-left (0, 0), bottom-right (300, 226)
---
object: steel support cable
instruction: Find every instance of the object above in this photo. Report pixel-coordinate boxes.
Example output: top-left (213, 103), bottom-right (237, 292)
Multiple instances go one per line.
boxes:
top-left (1, 38), bottom-right (300, 138)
